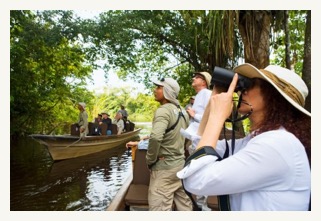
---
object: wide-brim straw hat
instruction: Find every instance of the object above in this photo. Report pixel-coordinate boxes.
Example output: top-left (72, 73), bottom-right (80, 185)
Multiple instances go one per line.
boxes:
top-left (194, 71), bottom-right (212, 89)
top-left (234, 63), bottom-right (310, 117)
top-left (197, 63), bottom-right (310, 136)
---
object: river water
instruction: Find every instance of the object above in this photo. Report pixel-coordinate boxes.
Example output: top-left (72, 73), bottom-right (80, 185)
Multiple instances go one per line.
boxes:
top-left (10, 123), bottom-right (151, 211)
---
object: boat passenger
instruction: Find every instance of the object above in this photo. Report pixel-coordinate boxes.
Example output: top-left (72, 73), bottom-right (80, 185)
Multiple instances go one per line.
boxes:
top-left (177, 64), bottom-right (311, 211)
top-left (77, 102), bottom-right (88, 137)
top-left (126, 135), bottom-right (150, 150)
top-left (147, 77), bottom-right (193, 211)
top-left (113, 112), bottom-right (125, 135)
top-left (118, 105), bottom-right (128, 121)
top-left (184, 96), bottom-right (195, 112)
top-left (94, 113), bottom-right (102, 124)
top-left (180, 71), bottom-right (212, 210)
top-left (100, 112), bottom-right (112, 135)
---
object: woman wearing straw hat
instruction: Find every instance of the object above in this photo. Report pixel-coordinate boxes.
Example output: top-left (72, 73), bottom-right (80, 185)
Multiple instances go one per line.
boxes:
top-left (177, 64), bottom-right (311, 211)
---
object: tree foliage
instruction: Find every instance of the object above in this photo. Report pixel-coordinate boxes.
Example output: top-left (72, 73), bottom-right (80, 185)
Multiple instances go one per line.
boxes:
top-left (10, 10), bottom-right (310, 136)
top-left (10, 10), bottom-right (93, 136)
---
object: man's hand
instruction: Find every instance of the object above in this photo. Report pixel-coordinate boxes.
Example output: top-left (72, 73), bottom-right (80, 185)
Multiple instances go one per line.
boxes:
top-left (186, 107), bottom-right (195, 118)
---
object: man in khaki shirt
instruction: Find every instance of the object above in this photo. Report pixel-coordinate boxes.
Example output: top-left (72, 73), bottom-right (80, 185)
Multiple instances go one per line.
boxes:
top-left (77, 102), bottom-right (88, 137)
top-left (146, 78), bottom-right (192, 211)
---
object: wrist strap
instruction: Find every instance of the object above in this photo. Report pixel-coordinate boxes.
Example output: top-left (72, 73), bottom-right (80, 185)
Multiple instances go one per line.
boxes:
top-left (184, 146), bottom-right (222, 167)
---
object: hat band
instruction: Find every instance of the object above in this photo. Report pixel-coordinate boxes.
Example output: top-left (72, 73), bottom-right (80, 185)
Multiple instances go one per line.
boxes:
top-left (260, 70), bottom-right (305, 107)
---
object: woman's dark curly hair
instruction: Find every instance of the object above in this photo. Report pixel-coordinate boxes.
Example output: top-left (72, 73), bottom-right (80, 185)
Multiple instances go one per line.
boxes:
top-left (251, 79), bottom-right (311, 165)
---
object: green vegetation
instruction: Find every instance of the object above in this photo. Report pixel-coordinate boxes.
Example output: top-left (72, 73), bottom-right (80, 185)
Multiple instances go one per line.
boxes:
top-left (10, 10), bottom-right (310, 137)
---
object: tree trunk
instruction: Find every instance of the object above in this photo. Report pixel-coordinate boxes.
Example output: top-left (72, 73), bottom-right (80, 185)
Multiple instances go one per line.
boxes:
top-left (284, 10), bottom-right (291, 69)
top-left (302, 10), bottom-right (311, 113)
top-left (238, 11), bottom-right (271, 68)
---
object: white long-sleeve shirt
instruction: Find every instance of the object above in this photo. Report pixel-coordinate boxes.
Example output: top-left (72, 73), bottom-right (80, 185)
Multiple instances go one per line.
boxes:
top-left (113, 119), bottom-right (124, 135)
top-left (180, 88), bottom-right (211, 142)
top-left (177, 128), bottom-right (311, 211)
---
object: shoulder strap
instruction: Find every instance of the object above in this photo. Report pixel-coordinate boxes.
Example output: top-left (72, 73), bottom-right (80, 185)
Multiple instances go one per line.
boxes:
top-left (183, 146), bottom-right (231, 211)
top-left (165, 105), bottom-right (186, 134)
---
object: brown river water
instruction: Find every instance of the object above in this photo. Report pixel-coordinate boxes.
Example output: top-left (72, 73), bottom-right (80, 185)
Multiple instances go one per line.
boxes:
top-left (10, 123), bottom-right (151, 211)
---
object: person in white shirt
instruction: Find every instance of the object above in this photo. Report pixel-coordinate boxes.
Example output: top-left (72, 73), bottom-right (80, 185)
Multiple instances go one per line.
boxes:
top-left (113, 112), bottom-right (125, 135)
top-left (184, 96), bottom-right (195, 112)
top-left (126, 135), bottom-right (150, 150)
top-left (182, 72), bottom-right (212, 155)
top-left (180, 71), bottom-right (212, 210)
top-left (177, 63), bottom-right (311, 211)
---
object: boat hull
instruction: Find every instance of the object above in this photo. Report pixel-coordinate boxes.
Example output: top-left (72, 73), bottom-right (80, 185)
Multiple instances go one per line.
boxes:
top-left (30, 129), bottom-right (141, 161)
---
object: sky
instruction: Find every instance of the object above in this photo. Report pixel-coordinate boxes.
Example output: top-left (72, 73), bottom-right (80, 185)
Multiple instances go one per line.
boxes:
top-left (3, 1), bottom-right (321, 220)
top-left (75, 10), bottom-right (148, 94)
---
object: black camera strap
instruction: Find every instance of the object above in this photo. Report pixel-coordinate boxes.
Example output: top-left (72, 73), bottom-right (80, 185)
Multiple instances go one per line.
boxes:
top-left (217, 94), bottom-right (252, 210)
top-left (182, 95), bottom-right (252, 211)
top-left (183, 146), bottom-right (231, 211)
top-left (165, 105), bottom-right (186, 134)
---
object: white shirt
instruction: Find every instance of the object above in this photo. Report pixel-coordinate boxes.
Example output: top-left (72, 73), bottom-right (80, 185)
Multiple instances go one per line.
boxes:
top-left (177, 128), bottom-right (311, 211)
top-left (137, 139), bottom-right (149, 150)
top-left (113, 119), bottom-right (124, 135)
top-left (181, 88), bottom-right (211, 140)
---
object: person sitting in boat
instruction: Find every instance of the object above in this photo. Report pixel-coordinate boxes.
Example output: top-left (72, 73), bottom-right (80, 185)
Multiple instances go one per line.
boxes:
top-left (100, 112), bottom-right (112, 135)
top-left (113, 112), bottom-right (125, 135)
top-left (126, 135), bottom-right (150, 162)
top-left (118, 105), bottom-right (128, 121)
top-left (94, 113), bottom-right (103, 124)
top-left (77, 102), bottom-right (88, 137)
top-left (126, 135), bottom-right (150, 150)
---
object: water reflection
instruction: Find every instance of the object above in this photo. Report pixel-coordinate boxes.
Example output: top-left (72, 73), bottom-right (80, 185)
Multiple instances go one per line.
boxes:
top-left (10, 122), bottom-right (151, 211)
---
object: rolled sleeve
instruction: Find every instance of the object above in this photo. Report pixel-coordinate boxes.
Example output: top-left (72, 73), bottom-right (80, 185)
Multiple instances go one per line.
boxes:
top-left (177, 155), bottom-right (219, 179)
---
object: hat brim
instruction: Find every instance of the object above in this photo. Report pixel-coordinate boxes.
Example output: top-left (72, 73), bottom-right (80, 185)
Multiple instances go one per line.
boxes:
top-left (234, 63), bottom-right (311, 117)
top-left (195, 72), bottom-right (211, 89)
top-left (152, 80), bottom-right (179, 105)
top-left (152, 80), bottom-right (164, 86)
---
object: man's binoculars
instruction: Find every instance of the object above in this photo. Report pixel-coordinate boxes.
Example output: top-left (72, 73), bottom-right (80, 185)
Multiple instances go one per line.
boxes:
top-left (211, 66), bottom-right (252, 91)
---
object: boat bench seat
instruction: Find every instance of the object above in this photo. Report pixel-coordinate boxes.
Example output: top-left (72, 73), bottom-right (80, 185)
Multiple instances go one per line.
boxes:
top-left (124, 148), bottom-right (178, 211)
top-left (124, 184), bottom-right (149, 206)
top-left (124, 148), bottom-right (150, 210)
top-left (207, 196), bottom-right (219, 211)
top-left (111, 124), bottom-right (118, 135)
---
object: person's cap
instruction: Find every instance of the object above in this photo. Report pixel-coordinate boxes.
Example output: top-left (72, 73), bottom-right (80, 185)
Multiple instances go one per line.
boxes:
top-left (78, 102), bottom-right (86, 108)
top-left (191, 96), bottom-right (196, 100)
top-left (194, 72), bottom-right (212, 88)
top-left (101, 112), bottom-right (109, 116)
top-left (152, 78), bottom-right (180, 105)
top-left (234, 63), bottom-right (310, 117)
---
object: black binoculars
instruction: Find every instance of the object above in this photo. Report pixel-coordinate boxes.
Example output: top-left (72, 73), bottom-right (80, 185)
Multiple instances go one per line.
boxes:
top-left (211, 66), bottom-right (252, 92)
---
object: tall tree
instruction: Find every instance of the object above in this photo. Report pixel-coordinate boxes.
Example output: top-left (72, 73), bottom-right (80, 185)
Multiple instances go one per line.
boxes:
top-left (284, 10), bottom-right (291, 69)
top-left (10, 10), bottom-right (93, 136)
top-left (302, 10), bottom-right (311, 112)
top-left (238, 10), bottom-right (272, 68)
top-left (10, 10), bottom-right (310, 136)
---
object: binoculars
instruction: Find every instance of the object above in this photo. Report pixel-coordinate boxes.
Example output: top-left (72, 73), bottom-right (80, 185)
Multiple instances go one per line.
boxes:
top-left (211, 66), bottom-right (252, 91)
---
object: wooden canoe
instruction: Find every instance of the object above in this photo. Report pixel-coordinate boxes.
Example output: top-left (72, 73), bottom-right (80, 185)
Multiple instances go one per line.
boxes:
top-left (105, 129), bottom-right (245, 211)
top-left (30, 128), bottom-right (141, 161)
top-left (106, 145), bottom-right (147, 211)
top-left (106, 172), bottom-right (133, 211)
